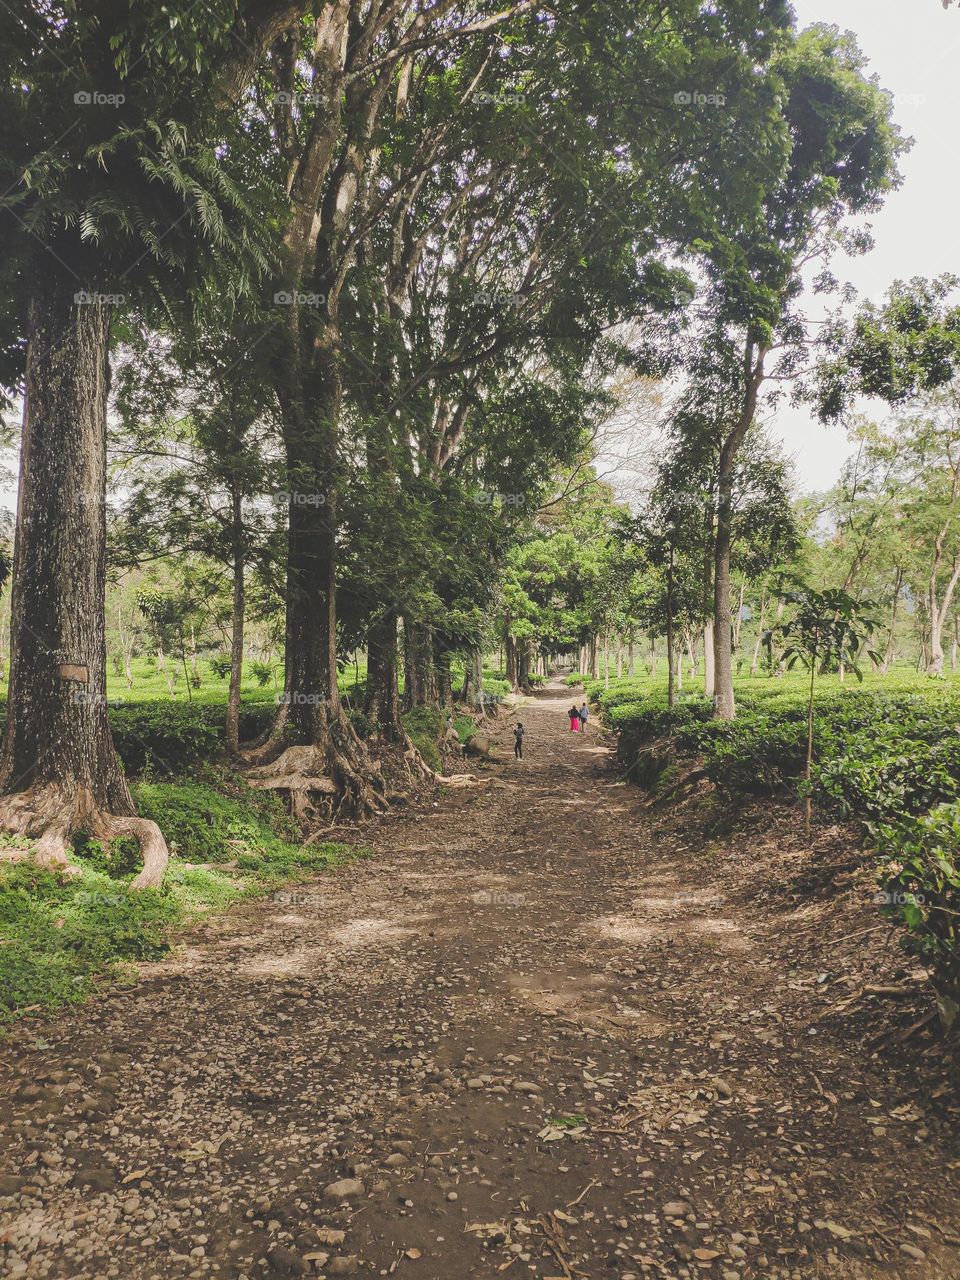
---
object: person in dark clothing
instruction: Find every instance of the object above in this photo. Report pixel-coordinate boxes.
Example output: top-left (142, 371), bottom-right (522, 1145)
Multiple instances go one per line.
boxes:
top-left (513, 721), bottom-right (525, 758)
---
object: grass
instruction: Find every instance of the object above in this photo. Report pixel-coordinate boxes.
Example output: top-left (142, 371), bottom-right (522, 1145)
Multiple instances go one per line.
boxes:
top-left (0, 651), bottom-right (508, 1026)
top-left (0, 773), bottom-right (359, 1027)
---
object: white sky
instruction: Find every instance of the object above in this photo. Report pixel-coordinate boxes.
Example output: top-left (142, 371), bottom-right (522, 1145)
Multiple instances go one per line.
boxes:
top-left (5, 2), bottom-right (954, 509)
top-left (771, 0), bottom-right (959, 492)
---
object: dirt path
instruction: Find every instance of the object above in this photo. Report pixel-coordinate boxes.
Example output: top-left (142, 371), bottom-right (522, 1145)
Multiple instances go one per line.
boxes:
top-left (2, 681), bottom-right (959, 1280)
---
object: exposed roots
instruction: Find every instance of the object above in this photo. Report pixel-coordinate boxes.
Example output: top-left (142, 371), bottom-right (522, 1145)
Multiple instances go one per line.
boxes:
top-left (400, 730), bottom-right (439, 783)
top-left (244, 702), bottom-right (389, 823)
top-left (0, 785), bottom-right (169, 889)
top-left (434, 772), bottom-right (481, 788)
top-left (240, 701), bottom-right (291, 767)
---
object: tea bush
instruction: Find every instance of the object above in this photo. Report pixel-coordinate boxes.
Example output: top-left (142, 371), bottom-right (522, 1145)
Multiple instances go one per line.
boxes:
top-left (590, 671), bottom-right (960, 1006)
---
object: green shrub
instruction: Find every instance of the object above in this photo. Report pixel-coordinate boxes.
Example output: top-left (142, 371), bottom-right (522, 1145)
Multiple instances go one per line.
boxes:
top-left (0, 864), bottom-right (178, 1018)
top-left (875, 801), bottom-right (960, 1016)
top-left (596, 672), bottom-right (960, 1005)
top-left (109, 703), bottom-right (221, 776)
top-left (402, 706), bottom-right (443, 772)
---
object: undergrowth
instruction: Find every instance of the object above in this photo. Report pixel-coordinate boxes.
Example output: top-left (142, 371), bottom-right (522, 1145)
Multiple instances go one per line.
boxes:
top-left (0, 774), bottom-right (358, 1027)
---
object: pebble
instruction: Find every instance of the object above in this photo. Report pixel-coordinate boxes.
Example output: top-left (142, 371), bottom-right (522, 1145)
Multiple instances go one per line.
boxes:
top-left (662, 1201), bottom-right (691, 1218)
top-left (327, 1257), bottom-right (359, 1275)
top-left (322, 1179), bottom-right (364, 1201)
top-left (900, 1244), bottom-right (926, 1262)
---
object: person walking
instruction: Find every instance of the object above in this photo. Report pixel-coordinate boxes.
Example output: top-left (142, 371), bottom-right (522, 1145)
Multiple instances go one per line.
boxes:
top-left (513, 721), bottom-right (525, 758)
top-left (578, 701), bottom-right (589, 732)
top-left (568, 704), bottom-right (581, 732)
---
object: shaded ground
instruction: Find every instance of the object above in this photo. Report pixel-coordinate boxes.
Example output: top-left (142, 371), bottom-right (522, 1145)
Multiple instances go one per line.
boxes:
top-left (2, 681), bottom-right (959, 1280)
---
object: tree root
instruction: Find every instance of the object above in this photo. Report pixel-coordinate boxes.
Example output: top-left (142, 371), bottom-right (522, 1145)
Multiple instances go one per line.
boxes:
top-left (240, 702), bottom-right (291, 767)
top-left (0, 786), bottom-right (169, 889)
top-left (433, 772), bottom-right (481, 788)
top-left (243, 703), bottom-right (390, 823)
top-left (400, 731), bottom-right (439, 784)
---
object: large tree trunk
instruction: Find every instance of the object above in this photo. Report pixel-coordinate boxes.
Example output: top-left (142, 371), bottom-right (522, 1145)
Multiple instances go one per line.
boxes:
top-left (517, 640), bottom-right (532, 691)
top-left (713, 486), bottom-right (736, 718)
top-left (253, 333), bottom-right (384, 815)
top-left (225, 485), bottom-right (245, 754)
top-left (434, 639), bottom-right (453, 707)
top-left (402, 622), bottom-right (438, 707)
top-left (460, 649), bottom-right (484, 707)
top-left (666, 551), bottom-right (675, 708)
top-left (0, 263), bottom-right (166, 887)
top-left (505, 633), bottom-right (520, 690)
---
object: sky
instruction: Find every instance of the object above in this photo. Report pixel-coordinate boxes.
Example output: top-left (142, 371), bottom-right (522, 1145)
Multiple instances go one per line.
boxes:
top-left (770, 0), bottom-right (959, 492)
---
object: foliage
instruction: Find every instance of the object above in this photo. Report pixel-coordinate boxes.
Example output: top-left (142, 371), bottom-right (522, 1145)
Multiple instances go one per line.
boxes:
top-left (592, 669), bottom-right (960, 998)
top-left (108, 703), bottom-right (222, 776)
top-left (876, 803), bottom-right (960, 1016)
top-left (401, 707), bottom-right (446, 773)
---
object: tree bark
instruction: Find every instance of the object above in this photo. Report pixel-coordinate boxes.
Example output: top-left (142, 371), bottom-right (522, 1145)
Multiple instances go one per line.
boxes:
top-left (703, 538), bottom-right (715, 697)
top-left (927, 557), bottom-right (960, 676)
top-left (518, 640), bottom-right (532, 691)
top-left (434, 639), bottom-right (453, 707)
top-left (505, 633), bottom-right (519, 689)
top-left (225, 483), bottom-right (245, 754)
top-left (732, 579), bottom-right (746, 651)
top-left (401, 621), bottom-right (438, 707)
top-left (666, 549), bottom-right (675, 708)
top-left (713, 341), bottom-right (767, 720)
top-left (459, 649), bottom-right (484, 707)
top-left (366, 609), bottom-right (403, 739)
top-left (0, 261), bottom-right (166, 886)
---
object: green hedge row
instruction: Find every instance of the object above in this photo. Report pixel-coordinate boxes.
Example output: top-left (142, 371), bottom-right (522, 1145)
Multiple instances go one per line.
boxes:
top-left (591, 675), bottom-right (960, 1013)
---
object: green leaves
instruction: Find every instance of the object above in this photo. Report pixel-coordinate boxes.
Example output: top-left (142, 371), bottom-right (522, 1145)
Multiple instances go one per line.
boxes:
top-left (813, 275), bottom-right (960, 421)
top-left (766, 579), bottom-right (878, 678)
top-left (876, 800), bottom-right (960, 1012)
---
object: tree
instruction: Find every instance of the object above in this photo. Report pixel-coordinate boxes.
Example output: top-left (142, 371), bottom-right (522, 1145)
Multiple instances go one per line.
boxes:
top-left (252, 0), bottom-right (798, 798)
top-left (814, 276), bottom-right (960, 424)
top-left (765, 582), bottom-right (877, 836)
top-left (113, 320), bottom-right (284, 748)
top-left (0, 1), bottom-right (307, 883)
top-left (685, 24), bottom-right (904, 719)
